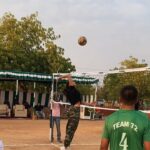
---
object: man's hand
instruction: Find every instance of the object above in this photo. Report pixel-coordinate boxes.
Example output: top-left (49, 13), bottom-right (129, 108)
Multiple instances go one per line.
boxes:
top-left (144, 141), bottom-right (150, 150)
top-left (100, 139), bottom-right (109, 150)
top-left (58, 74), bottom-right (76, 86)
top-left (59, 74), bottom-right (71, 80)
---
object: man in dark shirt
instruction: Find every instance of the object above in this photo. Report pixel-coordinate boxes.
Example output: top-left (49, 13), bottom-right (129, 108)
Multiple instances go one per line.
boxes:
top-left (23, 101), bottom-right (31, 117)
top-left (59, 74), bottom-right (81, 150)
top-left (23, 101), bottom-right (29, 109)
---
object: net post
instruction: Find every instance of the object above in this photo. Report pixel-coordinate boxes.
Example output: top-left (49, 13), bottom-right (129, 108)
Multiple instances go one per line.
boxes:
top-left (32, 82), bottom-right (36, 120)
top-left (49, 73), bottom-right (54, 142)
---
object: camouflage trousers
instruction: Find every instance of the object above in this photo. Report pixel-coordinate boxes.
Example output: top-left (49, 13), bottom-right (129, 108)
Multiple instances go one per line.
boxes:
top-left (64, 106), bottom-right (80, 148)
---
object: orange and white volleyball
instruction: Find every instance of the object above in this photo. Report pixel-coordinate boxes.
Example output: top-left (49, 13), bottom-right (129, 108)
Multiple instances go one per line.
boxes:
top-left (78, 36), bottom-right (87, 46)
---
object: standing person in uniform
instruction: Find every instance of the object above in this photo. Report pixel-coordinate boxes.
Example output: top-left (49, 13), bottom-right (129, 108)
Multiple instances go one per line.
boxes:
top-left (59, 74), bottom-right (81, 150)
top-left (0, 140), bottom-right (4, 150)
top-left (51, 94), bottom-right (62, 143)
top-left (100, 85), bottom-right (150, 150)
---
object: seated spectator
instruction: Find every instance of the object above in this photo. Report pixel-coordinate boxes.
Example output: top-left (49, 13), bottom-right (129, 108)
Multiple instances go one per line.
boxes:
top-left (4, 100), bottom-right (10, 108)
top-left (23, 101), bottom-right (31, 117)
top-left (34, 103), bottom-right (45, 119)
top-left (23, 101), bottom-right (30, 109)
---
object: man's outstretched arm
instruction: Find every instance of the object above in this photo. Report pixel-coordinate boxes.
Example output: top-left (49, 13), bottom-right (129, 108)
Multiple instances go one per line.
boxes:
top-left (59, 74), bottom-right (76, 86)
top-left (100, 138), bottom-right (109, 150)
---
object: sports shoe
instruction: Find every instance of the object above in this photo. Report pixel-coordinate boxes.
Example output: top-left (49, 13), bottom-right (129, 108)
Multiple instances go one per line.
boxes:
top-left (60, 146), bottom-right (66, 150)
top-left (57, 139), bottom-right (63, 143)
top-left (0, 140), bottom-right (4, 150)
top-left (50, 138), bottom-right (54, 143)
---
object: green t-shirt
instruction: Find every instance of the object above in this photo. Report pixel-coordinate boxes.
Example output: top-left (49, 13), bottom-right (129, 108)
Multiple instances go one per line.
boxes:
top-left (102, 110), bottom-right (150, 150)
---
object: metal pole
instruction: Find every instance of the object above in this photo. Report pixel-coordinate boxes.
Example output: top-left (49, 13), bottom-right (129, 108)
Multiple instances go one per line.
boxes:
top-left (15, 80), bottom-right (19, 105)
top-left (94, 85), bottom-right (97, 102)
top-left (49, 74), bottom-right (54, 142)
top-left (93, 84), bottom-right (98, 120)
top-left (32, 82), bottom-right (36, 120)
top-left (16, 80), bottom-right (19, 95)
top-left (49, 69), bottom-right (60, 142)
top-left (33, 82), bottom-right (36, 107)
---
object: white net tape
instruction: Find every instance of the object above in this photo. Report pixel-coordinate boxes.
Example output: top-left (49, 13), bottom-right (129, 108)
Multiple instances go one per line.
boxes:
top-left (51, 101), bottom-right (150, 113)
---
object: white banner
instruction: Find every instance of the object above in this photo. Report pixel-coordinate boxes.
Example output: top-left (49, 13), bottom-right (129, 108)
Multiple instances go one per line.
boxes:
top-left (0, 90), bottom-right (5, 104)
top-left (82, 95), bottom-right (85, 102)
top-left (41, 93), bottom-right (46, 106)
top-left (9, 90), bottom-right (13, 108)
top-left (19, 91), bottom-right (23, 104)
top-left (27, 92), bottom-right (31, 105)
top-left (86, 95), bottom-right (89, 103)
top-left (90, 95), bottom-right (94, 103)
top-left (34, 92), bottom-right (38, 105)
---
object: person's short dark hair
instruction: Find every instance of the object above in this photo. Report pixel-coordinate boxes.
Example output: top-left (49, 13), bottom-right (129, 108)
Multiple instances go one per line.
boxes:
top-left (120, 85), bottom-right (138, 105)
top-left (135, 101), bottom-right (140, 110)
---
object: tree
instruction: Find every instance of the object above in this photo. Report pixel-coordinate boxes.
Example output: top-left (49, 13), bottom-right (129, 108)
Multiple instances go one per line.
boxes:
top-left (0, 12), bottom-right (75, 73)
top-left (98, 57), bottom-right (150, 101)
top-left (120, 56), bottom-right (147, 69)
top-left (0, 12), bottom-right (75, 91)
top-left (120, 56), bottom-right (150, 99)
top-left (76, 84), bottom-right (95, 95)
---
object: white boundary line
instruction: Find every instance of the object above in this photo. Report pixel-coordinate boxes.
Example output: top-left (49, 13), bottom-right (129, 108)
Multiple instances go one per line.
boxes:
top-left (4, 143), bottom-right (100, 147)
top-left (4, 143), bottom-right (51, 147)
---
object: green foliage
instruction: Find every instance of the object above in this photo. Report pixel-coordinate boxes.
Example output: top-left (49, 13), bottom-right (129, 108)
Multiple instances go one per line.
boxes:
top-left (76, 84), bottom-right (95, 95)
top-left (0, 12), bottom-right (76, 91)
top-left (0, 12), bottom-right (75, 73)
top-left (98, 57), bottom-right (150, 101)
top-left (120, 56), bottom-right (147, 69)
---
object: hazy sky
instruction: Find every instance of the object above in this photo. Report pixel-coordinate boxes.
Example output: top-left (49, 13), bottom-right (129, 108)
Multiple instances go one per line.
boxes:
top-left (0, 0), bottom-right (150, 73)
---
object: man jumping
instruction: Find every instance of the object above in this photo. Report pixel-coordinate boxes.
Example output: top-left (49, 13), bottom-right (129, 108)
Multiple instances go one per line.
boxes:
top-left (100, 85), bottom-right (150, 150)
top-left (59, 74), bottom-right (81, 150)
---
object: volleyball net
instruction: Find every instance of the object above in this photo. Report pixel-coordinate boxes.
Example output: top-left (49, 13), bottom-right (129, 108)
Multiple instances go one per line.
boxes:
top-left (51, 100), bottom-right (150, 115)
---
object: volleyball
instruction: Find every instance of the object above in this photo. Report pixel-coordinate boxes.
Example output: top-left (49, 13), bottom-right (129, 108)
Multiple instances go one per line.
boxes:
top-left (78, 36), bottom-right (87, 46)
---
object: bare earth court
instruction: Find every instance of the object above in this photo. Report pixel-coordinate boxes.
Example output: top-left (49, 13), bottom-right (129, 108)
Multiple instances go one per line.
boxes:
top-left (0, 119), bottom-right (104, 150)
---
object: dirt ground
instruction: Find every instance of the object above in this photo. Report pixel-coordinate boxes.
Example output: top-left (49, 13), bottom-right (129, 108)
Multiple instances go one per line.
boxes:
top-left (0, 119), bottom-right (104, 150)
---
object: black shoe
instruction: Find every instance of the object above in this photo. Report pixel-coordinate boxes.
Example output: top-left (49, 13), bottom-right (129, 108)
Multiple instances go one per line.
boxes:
top-left (57, 139), bottom-right (62, 143)
top-left (50, 138), bottom-right (54, 143)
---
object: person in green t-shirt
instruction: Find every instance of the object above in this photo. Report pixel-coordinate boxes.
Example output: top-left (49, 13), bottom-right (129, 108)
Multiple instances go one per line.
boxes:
top-left (100, 85), bottom-right (150, 150)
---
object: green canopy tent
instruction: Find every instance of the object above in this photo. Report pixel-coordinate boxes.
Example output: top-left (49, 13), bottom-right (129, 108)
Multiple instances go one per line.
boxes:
top-left (0, 71), bottom-right (99, 83)
top-left (0, 71), bottom-right (99, 107)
